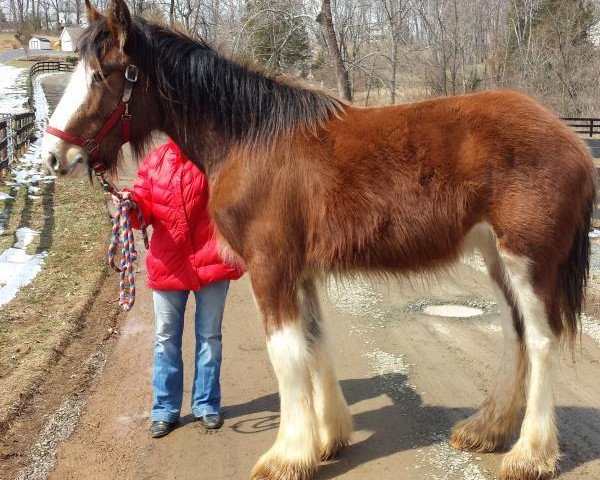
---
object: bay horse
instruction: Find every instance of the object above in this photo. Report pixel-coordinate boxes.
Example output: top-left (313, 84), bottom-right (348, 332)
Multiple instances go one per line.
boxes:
top-left (42, 1), bottom-right (596, 479)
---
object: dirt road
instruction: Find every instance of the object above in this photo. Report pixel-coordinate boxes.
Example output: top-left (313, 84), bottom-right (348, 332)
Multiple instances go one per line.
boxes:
top-left (17, 246), bottom-right (594, 480)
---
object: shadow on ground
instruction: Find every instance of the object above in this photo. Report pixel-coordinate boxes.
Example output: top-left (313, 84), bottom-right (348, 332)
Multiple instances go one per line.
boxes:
top-left (222, 372), bottom-right (600, 479)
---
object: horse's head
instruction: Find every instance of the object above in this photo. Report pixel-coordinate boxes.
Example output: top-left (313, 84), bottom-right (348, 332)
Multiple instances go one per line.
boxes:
top-left (42, 0), bottom-right (159, 176)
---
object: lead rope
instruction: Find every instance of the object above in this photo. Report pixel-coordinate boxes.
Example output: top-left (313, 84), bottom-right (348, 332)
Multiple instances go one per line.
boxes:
top-left (96, 171), bottom-right (149, 311)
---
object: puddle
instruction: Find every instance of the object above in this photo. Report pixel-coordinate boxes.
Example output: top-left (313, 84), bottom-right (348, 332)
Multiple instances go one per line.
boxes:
top-left (423, 304), bottom-right (484, 318)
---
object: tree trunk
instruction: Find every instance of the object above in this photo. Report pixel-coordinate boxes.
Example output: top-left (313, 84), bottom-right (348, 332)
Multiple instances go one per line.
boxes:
top-left (317, 0), bottom-right (352, 102)
top-left (75, 0), bottom-right (81, 25)
top-left (390, 37), bottom-right (398, 104)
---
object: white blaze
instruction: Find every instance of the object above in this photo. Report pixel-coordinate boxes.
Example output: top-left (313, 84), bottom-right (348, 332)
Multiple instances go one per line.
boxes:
top-left (41, 61), bottom-right (92, 159)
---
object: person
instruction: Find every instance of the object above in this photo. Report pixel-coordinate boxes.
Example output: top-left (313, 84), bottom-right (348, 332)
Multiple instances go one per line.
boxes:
top-left (126, 139), bottom-right (243, 438)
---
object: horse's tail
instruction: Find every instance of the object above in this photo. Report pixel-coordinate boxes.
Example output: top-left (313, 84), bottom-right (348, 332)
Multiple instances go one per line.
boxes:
top-left (558, 180), bottom-right (595, 342)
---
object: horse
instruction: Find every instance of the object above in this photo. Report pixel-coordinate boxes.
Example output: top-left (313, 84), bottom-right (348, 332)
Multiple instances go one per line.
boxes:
top-left (41, 1), bottom-right (596, 479)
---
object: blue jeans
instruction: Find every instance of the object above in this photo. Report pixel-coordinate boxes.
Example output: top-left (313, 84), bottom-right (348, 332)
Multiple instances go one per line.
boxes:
top-left (151, 281), bottom-right (230, 422)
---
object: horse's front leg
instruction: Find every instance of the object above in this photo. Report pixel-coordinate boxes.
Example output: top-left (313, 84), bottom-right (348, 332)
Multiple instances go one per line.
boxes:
top-left (300, 277), bottom-right (352, 460)
top-left (250, 269), bottom-right (320, 480)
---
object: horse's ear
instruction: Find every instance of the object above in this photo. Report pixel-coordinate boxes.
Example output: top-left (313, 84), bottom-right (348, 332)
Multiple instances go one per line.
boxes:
top-left (85, 0), bottom-right (102, 23)
top-left (107, 0), bottom-right (131, 51)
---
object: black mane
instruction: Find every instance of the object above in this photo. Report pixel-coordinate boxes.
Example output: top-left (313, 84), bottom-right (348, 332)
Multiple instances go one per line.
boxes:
top-left (79, 18), bottom-right (344, 153)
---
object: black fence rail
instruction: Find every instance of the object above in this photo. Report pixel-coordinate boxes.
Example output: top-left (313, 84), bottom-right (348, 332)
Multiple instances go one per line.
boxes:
top-left (0, 116), bottom-right (9, 173)
top-left (30, 60), bottom-right (77, 77)
top-left (13, 112), bottom-right (36, 152)
top-left (561, 117), bottom-right (600, 138)
top-left (0, 112), bottom-right (36, 175)
top-left (27, 59), bottom-right (76, 98)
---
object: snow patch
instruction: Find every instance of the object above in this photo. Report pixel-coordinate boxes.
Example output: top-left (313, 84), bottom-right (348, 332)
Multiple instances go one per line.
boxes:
top-left (0, 192), bottom-right (13, 200)
top-left (15, 227), bottom-right (39, 249)
top-left (0, 64), bottom-right (28, 112)
top-left (0, 248), bottom-right (47, 306)
top-left (0, 72), bottom-right (54, 306)
top-left (9, 72), bottom-right (53, 186)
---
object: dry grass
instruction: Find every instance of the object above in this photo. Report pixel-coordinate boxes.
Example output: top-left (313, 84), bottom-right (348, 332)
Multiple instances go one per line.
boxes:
top-left (0, 177), bottom-right (111, 427)
top-left (5, 58), bottom-right (37, 69)
top-left (352, 84), bottom-right (429, 106)
top-left (0, 33), bottom-right (21, 52)
top-left (0, 185), bottom-right (28, 252)
top-left (7, 58), bottom-right (35, 67)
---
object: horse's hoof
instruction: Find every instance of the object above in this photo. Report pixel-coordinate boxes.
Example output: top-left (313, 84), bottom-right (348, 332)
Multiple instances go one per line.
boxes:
top-left (251, 453), bottom-right (316, 480)
top-left (450, 414), bottom-right (511, 453)
top-left (320, 437), bottom-right (350, 461)
top-left (500, 443), bottom-right (557, 480)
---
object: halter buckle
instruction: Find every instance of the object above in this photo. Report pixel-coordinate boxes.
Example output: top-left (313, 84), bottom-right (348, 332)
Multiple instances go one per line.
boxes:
top-left (125, 65), bottom-right (139, 83)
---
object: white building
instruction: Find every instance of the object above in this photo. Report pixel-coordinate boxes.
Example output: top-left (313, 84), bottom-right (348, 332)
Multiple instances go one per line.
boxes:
top-left (28, 37), bottom-right (52, 50)
top-left (59, 27), bottom-right (85, 52)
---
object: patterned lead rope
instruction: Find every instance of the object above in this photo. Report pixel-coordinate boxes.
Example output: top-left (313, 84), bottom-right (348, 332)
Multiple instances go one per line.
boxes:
top-left (107, 191), bottom-right (149, 311)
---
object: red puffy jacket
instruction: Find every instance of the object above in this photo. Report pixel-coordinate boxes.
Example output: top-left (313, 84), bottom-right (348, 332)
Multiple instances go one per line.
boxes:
top-left (130, 140), bottom-right (243, 291)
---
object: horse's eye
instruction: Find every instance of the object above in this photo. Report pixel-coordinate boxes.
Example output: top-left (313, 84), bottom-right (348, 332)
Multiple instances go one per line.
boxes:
top-left (91, 72), bottom-right (105, 82)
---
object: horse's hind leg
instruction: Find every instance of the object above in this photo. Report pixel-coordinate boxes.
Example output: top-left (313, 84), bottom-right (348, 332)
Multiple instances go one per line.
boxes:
top-left (299, 277), bottom-right (352, 460)
top-left (451, 230), bottom-right (527, 452)
top-left (250, 269), bottom-right (319, 480)
top-left (498, 252), bottom-right (559, 480)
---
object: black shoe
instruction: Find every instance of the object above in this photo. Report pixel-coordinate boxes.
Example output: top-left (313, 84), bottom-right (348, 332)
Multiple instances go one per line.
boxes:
top-left (196, 413), bottom-right (223, 430)
top-left (150, 420), bottom-right (176, 438)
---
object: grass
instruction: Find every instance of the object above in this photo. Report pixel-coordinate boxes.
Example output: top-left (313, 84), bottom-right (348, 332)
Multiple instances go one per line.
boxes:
top-left (0, 184), bottom-right (28, 252)
top-left (0, 32), bottom-right (21, 52)
top-left (5, 58), bottom-right (37, 69)
top-left (0, 177), bottom-right (111, 427)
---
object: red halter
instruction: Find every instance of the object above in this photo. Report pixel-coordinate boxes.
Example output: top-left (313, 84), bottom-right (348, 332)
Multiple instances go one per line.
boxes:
top-left (45, 65), bottom-right (139, 173)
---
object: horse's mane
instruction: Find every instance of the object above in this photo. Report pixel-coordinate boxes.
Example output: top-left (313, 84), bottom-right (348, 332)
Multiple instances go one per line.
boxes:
top-left (79, 18), bottom-right (345, 152)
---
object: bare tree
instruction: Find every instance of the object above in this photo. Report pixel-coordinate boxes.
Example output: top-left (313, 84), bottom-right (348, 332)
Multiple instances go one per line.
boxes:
top-left (0, 0), bottom-right (598, 116)
top-left (317, 0), bottom-right (352, 101)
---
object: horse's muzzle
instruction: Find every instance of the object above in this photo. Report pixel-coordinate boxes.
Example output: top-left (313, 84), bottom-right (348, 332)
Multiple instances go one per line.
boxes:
top-left (43, 150), bottom-right (87, 176)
